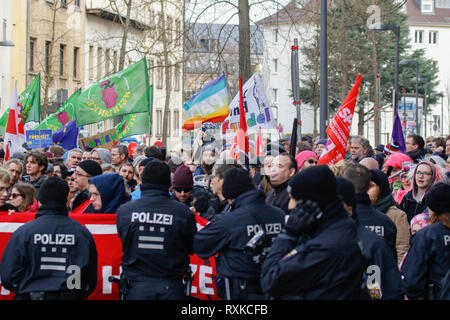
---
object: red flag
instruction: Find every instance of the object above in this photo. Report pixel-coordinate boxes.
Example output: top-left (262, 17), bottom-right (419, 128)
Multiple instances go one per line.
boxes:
top-left (4, 82), bottom-right (26, 161)
top-left (230, 77), bottom-right (249, 162)
top-left (255, 126), bottom-right (263, 156)
top-left (318, 74), bottom-right (362, 165)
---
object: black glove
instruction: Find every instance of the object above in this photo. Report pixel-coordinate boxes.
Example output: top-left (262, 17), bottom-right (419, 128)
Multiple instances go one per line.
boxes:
top-left (284, 200), bottom-right (323, 238)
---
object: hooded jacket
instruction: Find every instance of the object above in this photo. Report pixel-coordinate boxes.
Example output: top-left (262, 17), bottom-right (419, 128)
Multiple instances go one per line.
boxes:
top-left (93, 148), bottom-right (112, 164)
top-left (89, 173), bottom-right (129, 213)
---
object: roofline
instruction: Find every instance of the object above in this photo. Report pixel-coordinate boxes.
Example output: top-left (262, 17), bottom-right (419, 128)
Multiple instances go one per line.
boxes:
top-left (86, 8), bottom-right (153, 31)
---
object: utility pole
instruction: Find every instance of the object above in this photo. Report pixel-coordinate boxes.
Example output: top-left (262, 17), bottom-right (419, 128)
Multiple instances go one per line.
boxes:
top-left (319, 0), bottom-right (328, 139)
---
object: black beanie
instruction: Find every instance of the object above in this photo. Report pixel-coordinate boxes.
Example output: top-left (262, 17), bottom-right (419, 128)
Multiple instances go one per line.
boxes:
top-left (142, 159), bottom-right (171, 187)
top-left (369, 169), bottom-right (391, 199)
top-left (427, 182), bottom-right (450, 215)
top-left (222, 168), bottom-right (255, 200)
top-left (287, 165), bottom-right (338, 210)
top-left (78, 160), bottom-right (102, 177)
top-left (37, 176), bottom-right (69, 206)
top-left (336, 177), bottom-right (356, 209)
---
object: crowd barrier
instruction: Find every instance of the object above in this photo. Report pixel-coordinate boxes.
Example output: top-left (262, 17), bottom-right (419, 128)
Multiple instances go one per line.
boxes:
top-left (0, 211), bottom-right (219, 300)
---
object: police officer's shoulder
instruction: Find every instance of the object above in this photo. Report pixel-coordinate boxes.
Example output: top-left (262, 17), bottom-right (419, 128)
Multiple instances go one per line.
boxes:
top-left (413, 221), bottom-right (446, 240)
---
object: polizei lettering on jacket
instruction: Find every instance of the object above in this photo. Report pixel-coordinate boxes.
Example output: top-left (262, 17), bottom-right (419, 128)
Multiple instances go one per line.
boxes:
top-left (131, 212), bottom-right (173, 225)
top-left (33, 233), bottom-right (75, 245)
top-left (247, 223), bottom-right (282, 236)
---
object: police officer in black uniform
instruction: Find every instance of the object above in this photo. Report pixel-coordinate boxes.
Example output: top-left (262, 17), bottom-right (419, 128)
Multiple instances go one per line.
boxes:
top-left (194, 168), bottom-right (285, 300)
top-left (116, 160), bottom-right (197, 300)
top-left (261, 166), bottom-right (366, 299)
top-left (0, 176), bottom-right (98, 300)
top-left (401, 182), bottom-right (450, 300)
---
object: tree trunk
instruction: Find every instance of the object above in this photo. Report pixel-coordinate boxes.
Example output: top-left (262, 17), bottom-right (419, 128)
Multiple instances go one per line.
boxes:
top-left (118, 0), bottom-right (132, 72)
top-left (238, 0), bottom-right (251, 83)
top-left (160, 0), bottom-right (171, 147)
top-left (358, 107), bottom-right (365, 136)
top-left (42, 2), bottom-right (57, 119)
top-left (371, 31), bottom-right (381, 145)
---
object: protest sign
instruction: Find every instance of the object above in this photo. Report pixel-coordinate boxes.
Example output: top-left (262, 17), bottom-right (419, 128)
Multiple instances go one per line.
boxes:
top-left (25, 129), bottom-right (53, 149)
top-left (79, 128), bottom-right (120, 151)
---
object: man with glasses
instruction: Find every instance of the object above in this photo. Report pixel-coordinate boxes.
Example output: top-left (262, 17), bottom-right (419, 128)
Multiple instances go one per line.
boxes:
top-left (71, 160), bottom-right (102, 213)
top-left (171, 165), bottom-right (194, 206)
top-left (405, 134), bottom-right (427, 163)
top-left (111, 145), bottom-right (129, 172)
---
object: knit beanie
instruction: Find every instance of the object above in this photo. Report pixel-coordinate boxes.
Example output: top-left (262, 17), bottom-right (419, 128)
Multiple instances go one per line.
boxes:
top-left (295, 150), bottom-right (318, 170)
top-left (172, 165), bottom-right (194, 188)
top-left (287, 165), bottom-right (338, 210)
top-left (316, 139), bottom-right (328, 146)
top-left (78, 160), bottom-right (102, 177)
top-left (222, 168), bottom-right (255, 200)
top-left (142, 159), bottom-right (171, 187)
top-left (427, 182), bottom-right (450, 215)
top-left (93, 148), bottom-right (112, 164)
top-left (37, 176), bottom-right (69, 207)
top-left (369, 169), bottom-right (391, 199)
top-left (168, 156), bottom-right (184, 172)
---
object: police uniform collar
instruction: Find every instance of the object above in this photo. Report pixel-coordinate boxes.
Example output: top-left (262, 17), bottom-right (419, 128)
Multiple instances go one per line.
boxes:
top-left (141, 183), bottom-right (170, 197)
top-left (36, 206), bottom-right (69, 218)
top-left (231, 189), bottom-right (264, 209)
top-left (355, 193), bottom-right (371, 205)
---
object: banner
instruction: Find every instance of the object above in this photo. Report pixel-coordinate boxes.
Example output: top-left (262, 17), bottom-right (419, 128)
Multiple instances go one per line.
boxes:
top-left (19, 73), bottom-right (41, 124)
top-left (79, 128), bottom-right (120, 151)
top-left (318, 74), bottom-right (362, 165)
top-left (221, 73), bottom-right (275, 139)
top-left (25, 129), bottom-right (53, 149)
top-left (4, 82), bottom-right (26, 161)
top-left (183, 74), bottom-right (229, 131)
top-left (33, 88), bottom-right (81, 132)
top-left (52, 119), bottom-right (79, 150)
top-left (0, 211), bottom-right (218, 300)
top-left (75, 59), bottom-right (150, 126)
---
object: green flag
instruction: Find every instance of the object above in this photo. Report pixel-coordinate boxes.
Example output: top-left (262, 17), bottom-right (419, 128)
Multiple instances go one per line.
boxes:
top-left (115, 85), bottom-right (153, 139)
top-left (75, 58), bottom-right (150, 126)
top-left (0, 109), bottom-right (9, 135)
top-left (33, 88), bottom-right (81, 132)
top-left (19, 73), bottom-right (41, 123)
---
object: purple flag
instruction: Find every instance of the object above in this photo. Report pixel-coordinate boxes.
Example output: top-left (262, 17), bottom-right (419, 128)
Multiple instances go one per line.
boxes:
top-left (392, 112), bottom-right (406, 153)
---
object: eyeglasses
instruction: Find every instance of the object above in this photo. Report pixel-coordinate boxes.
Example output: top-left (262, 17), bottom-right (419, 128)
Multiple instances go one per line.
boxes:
top-left (415, 170), bottom-right (432, 177)
top-left (73, 171), bottom-right (91, 178)
top-left (10, 193), bottom-right (22, 199)
top-left (307, 159), bottom-right (318, 164)
top-left (173, 187), bottom-right (193, 193)
top-left (91, 157), bottom-right (101, 161)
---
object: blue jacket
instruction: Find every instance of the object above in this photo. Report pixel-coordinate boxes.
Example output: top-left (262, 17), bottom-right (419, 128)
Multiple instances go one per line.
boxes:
top-left (116, 183), bottom-right (197, 281)
top-left (0, 207), bottom-right (98, 295)
top-left (401, 222), bottom-right (450, 299)
top-left (89, 173), bottom-right (129, 213)
top-left (440, 270), bottom-right (450, 300)
top-left (193, 189), bottom-right (286, 281)
top-left (260, 201), bottom-right (365, 299)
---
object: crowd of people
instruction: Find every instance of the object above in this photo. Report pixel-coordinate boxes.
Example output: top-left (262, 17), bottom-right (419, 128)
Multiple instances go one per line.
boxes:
top-left (0, 127), bottom-right (448, 301)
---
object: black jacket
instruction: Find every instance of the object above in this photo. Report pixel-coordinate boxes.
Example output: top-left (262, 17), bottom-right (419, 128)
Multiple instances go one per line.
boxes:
top-left (401, 222), bottom-right (450, 300)
top-left (265, 181), bottom-right (290, 214)
top-left (71, 189), bottom-right (95, 213)
top-left (116, 183), bottom-right (197, 281)
top-left (261, 201), bottom-right (366, 299)
top-left (355, 193), bottom-right (397, 261)
top-left (194, 189), bottom-right (286, 281)
top-left (0, 205), bottom-right (98, 296)
top-left (399, 190), bottom-right (429, 224)
top-left (406, 149), bottom-right (428, 163)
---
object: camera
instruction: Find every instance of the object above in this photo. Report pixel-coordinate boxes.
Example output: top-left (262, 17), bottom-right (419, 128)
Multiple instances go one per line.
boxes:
top-left (244, 229), bottom-right (267, 254)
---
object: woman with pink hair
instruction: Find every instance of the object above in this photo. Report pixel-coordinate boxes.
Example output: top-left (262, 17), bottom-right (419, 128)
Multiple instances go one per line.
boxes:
top-left (295, 151), bottom-right (318, 171)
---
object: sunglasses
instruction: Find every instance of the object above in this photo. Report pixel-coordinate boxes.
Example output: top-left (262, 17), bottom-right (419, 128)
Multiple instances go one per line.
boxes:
top-left (10, 193), bottom-right (22, 199)
top-left (307, 159), bottom-right (318, 164)
top-left (173, 187), bottom-right (193, 193)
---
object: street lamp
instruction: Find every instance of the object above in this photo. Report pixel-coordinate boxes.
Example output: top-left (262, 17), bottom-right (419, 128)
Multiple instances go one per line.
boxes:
top-left (399, 59), bottom-right (419, 134)
top-left (413, 76), bottom-right (428, 136)
top-left (369, 22), bottom-right (400, 115)
top-left (0, 40), bottom-right (15, 47)
top-left (431, 92), bottom-right (444, 136)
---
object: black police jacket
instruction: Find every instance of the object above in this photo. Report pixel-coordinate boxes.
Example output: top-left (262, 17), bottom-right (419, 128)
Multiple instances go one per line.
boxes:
top-left (355, 193), bottom-right (398, 261)
top-left (440, 270), bottom-right (450, 300)
top-left (356, 220), bottom-right (405, 300)
top-left (0, 206), bottom-right (98, 296)
top-left (260, 202), bottom-right (366, 299)
top-left (116, 184), bottom-right (197, 281)
top-left (399, 190), bottom-right (429, 224)
top-left (193, 189), bottom-right (286, 281)
top-left (401, 222), bottom-right (450, 300)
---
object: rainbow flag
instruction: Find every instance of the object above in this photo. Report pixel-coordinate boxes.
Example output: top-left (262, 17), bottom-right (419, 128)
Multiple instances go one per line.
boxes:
top-left (182, 74), bottom-right (229, 130)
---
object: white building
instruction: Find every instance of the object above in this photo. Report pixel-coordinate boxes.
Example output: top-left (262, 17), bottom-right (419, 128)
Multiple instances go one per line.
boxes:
top-left (0, 0), bottom-right (13, 115)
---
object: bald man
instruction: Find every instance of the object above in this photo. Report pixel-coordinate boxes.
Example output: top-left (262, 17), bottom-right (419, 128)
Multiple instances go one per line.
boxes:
top-left (359, 157), bottom-right (379, 170)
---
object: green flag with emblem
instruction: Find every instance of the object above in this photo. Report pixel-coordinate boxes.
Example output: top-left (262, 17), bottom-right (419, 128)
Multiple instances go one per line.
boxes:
top-left (19, 73), bottom-right (41, 123)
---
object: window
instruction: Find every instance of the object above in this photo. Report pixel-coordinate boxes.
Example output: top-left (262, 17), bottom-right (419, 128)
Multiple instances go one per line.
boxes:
top-left (415, 30), bottom-right (424, 43)
top-left (61, 0), bottom-right (67, 8)
top-left (273, 59), bottom-right (278, 73)
top-left (148, 59), bottom-right (154, 85)
top-left (421, 0), bottom-right (434, 13)
top-left (429, 31), bottom-right (438, 44)
top-left (156, 109), bottom-right (162, 136)
top-left (156, 61), bottom-right (163, 89)
top-left (29, 38), bottom-right (36, 72)
top-left (167, 66), bottom-right (172, 90)
top-left (173, 110), bottom-right (179, 136)
top-left (436, 0), bottom-right (450, 8)
top-left (73, 47), bottom-right (79, 79)
top-left (167, 16), bottom-right (173, 42)
top-left (45, 41), bottom-right (51, 74)
top-left (105, 48), bottom-right (110, 75)
top-left (113, 50), bottom-right (118, 73)
top-left (2, 19), bottom-right (6, 41)
top-left (274, 28), bottom-right (278, 43)
top-left (272, 88), bottom-right (278, 102)
top-left (60, 44), bottom-right (66, 76)
top-left (88, 45), bottom-right (94, 79)
top-left (74, 0), bottom-right (80, 9)
top-left (97, 47), bottom-right (102, 80)
top-left (174, 65), bottom-right (180, 91)
top-left (175, 20), bottom-right (181, 45)
top-left (167, 110), bottom-right (171, 137)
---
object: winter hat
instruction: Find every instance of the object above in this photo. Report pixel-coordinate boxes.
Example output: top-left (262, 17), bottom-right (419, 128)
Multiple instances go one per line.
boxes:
top-left (222, 168), bottom-right (255, 200)
top-left (142, 159), bottom-right (171, 187)
top-left (369, 169), bottom-right (391, 199)
top-left (172, 165), bottom-right (194, 189)
top-left (264, 142), bottom-right (286, 156)
top-left (93, 148), bottom-right (112, 164)
top-left (78, 160), bottom-right (102, 177)
top-left (168, 156), bottom-right (184, 172)
top-left (375, 144), bottom-right (385, 152)
top-left (139, 157), bottom-right (157, 168)
top-left (384, 143), bottom-right (399, 154)
top-left (336, 177), bottom-right (356, 210)
top-left (427, 182), bottom-right (450, 215)
top-left (37, 176), bottom-right (69, 206)
top-left (295, 151), bottom-right (318, 170)
top-left (385, 153), bottom-right (413, 170)
top-left (132, 155), bottom-right (147, 168)
top-left (315, 139), bottom-right (328, 146)
top-left (287, 165), bottom-right (338, 210)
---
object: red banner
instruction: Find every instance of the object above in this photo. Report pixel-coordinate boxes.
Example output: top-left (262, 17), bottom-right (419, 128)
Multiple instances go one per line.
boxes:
top-left (0, 211), bottom-right (218, 300)
top-left (318, 74), bottom-right (362, 165)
